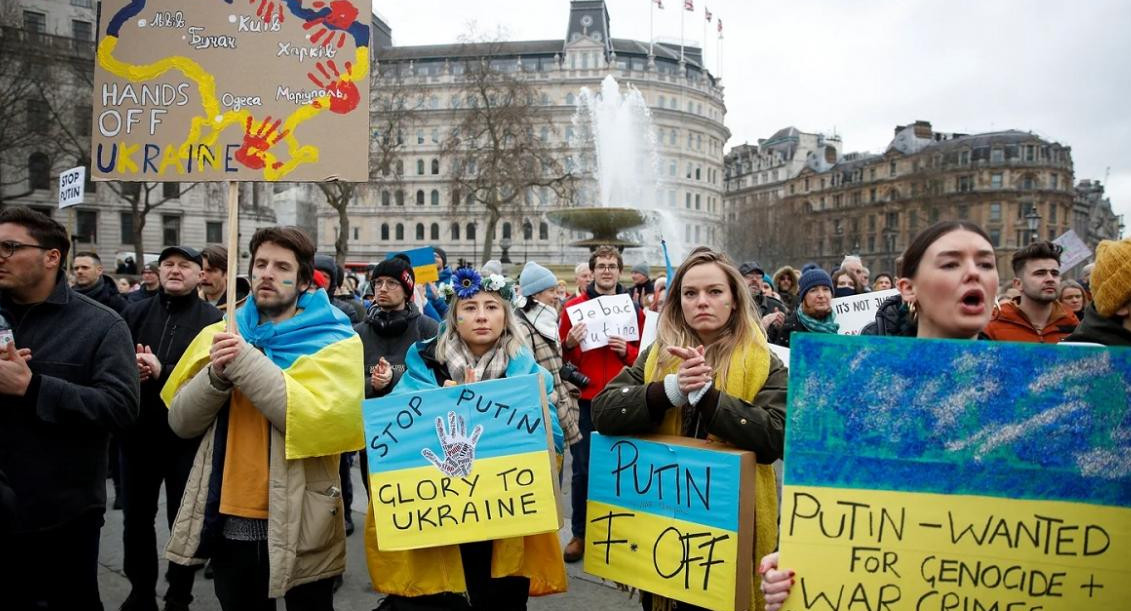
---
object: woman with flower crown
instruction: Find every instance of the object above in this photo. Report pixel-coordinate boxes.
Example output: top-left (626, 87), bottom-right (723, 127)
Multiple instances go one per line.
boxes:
top-left (364, 266), bottom-right (567, 611)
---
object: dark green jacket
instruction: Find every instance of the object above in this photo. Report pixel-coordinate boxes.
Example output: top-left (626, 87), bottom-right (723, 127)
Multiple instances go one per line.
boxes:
top-left (590, 344), bottom-right (787, 464)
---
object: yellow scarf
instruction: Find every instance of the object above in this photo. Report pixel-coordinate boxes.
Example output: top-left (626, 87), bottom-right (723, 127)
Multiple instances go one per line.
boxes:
top-left (643, 334), bottom-right (778, 611)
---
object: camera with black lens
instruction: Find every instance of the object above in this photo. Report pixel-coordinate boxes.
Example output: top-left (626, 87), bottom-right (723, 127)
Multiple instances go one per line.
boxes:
top-left (559, 362), bottom-right (590, 388)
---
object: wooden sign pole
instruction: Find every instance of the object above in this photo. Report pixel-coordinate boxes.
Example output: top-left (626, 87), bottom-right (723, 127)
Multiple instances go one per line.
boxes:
top-left (225, 181), bottom-right (239, 332)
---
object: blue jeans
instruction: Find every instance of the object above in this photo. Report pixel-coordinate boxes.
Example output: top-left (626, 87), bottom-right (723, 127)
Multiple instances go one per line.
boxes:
top-left (569, 399), bottom-right (594, 538)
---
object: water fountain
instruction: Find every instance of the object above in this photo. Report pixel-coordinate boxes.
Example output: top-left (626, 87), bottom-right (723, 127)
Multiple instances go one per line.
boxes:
top-left (547, 75), bottom-right (685, 264)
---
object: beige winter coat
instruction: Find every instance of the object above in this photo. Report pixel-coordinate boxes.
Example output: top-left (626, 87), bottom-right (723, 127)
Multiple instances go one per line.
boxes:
top-left (165, 346), bottom-right (347, 597)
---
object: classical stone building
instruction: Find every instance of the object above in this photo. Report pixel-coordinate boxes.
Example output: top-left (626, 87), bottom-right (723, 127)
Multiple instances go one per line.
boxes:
top-left (1073, 179), bottom-right (1123, 255)
top-left (722, 127), bottom-right (841, 267)
top-left (766, 121), bottom-right (1085, 277)
top-left (314, 0), bottom-right (729, 266)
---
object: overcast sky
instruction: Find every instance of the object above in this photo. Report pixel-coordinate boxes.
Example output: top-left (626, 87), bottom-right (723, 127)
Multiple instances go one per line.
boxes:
top-left (376, 0), bottom-right (1130, 232)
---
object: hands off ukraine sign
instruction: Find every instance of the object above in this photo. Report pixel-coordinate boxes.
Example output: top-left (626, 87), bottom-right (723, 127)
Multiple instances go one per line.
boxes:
top-left (363, 375), bottom-right (559, 550)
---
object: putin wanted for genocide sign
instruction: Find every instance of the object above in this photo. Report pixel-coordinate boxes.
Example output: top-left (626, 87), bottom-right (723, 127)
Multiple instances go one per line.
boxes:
top-left (780, 334), bottom-right (1131, 611)
top-left (362, 374), bottom-right (560, 551)
top-left (91, 0), bottom-right (370, 181)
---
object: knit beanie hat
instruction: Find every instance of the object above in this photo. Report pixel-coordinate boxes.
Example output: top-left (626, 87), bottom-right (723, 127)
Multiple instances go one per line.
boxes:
top-left (433, 246), bottom-right (448, 269)
top-left (799, 267), bottom-right (833, 299)
top-left (519, 262), bottom-right (557, 297)
top-left (1091, 238), bottom-right (1131, 317)
top-left (631, 262), bottom-right (650, 277)
top-left (371, 258), bottom-right (415, 295)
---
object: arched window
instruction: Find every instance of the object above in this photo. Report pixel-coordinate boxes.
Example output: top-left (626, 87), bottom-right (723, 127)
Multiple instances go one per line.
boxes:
top-left (522, 221), bottom-right (533, 240)
top-left (395, 223), bottom-right (404, 240)
top-left (539, 222), bottom-right (548, 240)
top-left (380, 223), bottom-right (389, 240)
top-left (395, 160), bottom-right (404, 176)
top-left (451, 223), bottom-right (460, 240)
top-left (431, 159), bottom-right (440, 175)
top-left (395, 190), bottom-right (405, 205)
top-left (466, 223), bottom-right (476, 241)
top-left (430, 223), bottom-right (439, 241)
top-left (415, 223), bottom-right (425, 240)
top-left (381, 191), bottom-right (390, 206)
top-left (452, 189), bottom-right (461, 206)
top-left (28, 153), bottom-right (50, 190)
top-left (416, 159), bottom-right (425, 175)
top-left (415, 190), bottom-right (425, 205)
top-left (430, 189), bottom-right (439, 205)
top-left (502, 222), bottom-right (512, 240)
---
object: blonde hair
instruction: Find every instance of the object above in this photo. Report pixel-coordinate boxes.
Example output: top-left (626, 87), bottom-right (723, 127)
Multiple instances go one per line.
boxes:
top-left (652, 247), bottom-right (767, 383)
top-left (434, 291), bottom-right (529, 363)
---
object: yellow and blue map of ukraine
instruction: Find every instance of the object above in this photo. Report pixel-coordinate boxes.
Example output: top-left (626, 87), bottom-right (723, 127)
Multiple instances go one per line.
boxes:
top-left (96, 0), bottom-right (369, 180)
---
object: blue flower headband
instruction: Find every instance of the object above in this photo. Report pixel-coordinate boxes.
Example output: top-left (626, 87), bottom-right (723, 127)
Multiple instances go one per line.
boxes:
top-left (439, 267), bottom-right (515, 302)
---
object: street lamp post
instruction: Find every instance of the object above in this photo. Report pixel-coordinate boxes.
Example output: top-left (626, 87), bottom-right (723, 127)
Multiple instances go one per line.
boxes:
top-left (1024, 208), bottom-right (1041, 245)
top-left (499, 237), bottom-right (513, 264)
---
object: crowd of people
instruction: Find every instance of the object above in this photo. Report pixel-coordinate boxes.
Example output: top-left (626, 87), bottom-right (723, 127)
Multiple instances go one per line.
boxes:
top-left (0, 204), bottom-right (1126, 611)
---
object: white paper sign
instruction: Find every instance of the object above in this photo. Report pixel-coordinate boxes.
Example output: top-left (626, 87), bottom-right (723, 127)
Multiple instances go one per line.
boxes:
top-left (565, 293), bottom-right (640, 351)
top-left (639, 309), bottom-right (660, 351)
top-left (58, 166), bottom-right (85, 209)
top-left (769, 344), bottom-right (790, 368)
top-left (1053, 229), bottom-right (1093, 271)
top-left (832, 289), bottom-right (900, 336)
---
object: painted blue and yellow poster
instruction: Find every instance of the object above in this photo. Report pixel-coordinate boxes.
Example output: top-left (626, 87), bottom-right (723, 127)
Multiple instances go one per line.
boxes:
top-left (91, 0), bottom-right (370, 181)
top-left (585, 434), bottom-right (756, 611)
top-left (781, 334), bottom-right (1131, 611)
top-left (363, 374), bottom-right (559, 551)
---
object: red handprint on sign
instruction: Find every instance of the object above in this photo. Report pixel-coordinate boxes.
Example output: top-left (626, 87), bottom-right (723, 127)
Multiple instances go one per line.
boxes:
top-left (234, 116), bottom-right (288, 171)
top-left (251, 0), bottom-right (284, 24)
top-left (302, 0), bottom-right (358, 48)
top-left (307, 60), bottom-right (359, 114)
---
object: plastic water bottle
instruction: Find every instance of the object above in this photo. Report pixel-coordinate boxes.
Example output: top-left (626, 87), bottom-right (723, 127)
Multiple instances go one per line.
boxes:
top-left (0, 313), bottom-right (12, 351)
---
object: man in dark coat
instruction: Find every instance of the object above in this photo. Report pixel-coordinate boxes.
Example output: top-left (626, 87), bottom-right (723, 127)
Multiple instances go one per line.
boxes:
top-left (119, 246), bottom-right (223, 611)
top-left (0, 207), bottom-right (139, 608)
top-left (353, 258), bottom-right (439, 520)
top-left (127, 262), bottom-right (162, 302)
top-left (73, 250), bottom-right (128, 313)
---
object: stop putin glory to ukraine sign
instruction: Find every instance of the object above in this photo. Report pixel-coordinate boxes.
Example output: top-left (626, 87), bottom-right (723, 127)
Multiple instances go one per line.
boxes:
top-left (362, 374), bottom-right (560, 550)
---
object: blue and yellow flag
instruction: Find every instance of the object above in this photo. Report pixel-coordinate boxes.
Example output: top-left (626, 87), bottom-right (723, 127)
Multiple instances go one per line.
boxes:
top-left (161, 289), bottom-right (365, 459)
top-left (387, 247), bottom-right (439, 284)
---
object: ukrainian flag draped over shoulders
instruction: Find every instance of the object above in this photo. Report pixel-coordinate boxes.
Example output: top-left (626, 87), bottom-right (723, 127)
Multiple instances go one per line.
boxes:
top-left (161, 289), bottom-right (365, 459)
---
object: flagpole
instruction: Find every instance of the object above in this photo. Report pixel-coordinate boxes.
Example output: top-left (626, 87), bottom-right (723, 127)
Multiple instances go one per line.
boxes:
top-left (649, 0), bottom-right (654, 56)
top-left (702, 8), bottom-right (707, 69)
top-left (680, 2), bottom-right (685, 62)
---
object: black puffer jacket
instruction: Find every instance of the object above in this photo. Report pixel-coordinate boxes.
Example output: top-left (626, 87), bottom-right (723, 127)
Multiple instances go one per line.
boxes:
top-left (121, 290), bottom-right (222, 436)
top-left (126, 285), bottom-right (160, 303)
top-left (1064, 305), bottom-right (1131, 346)
top-left (861, 294), bottom-right (916, 337)
top-left (75, 274), bottom-right (127, 313)
top-left (0, 276), bottom-right (139, 533)
top-left (354, 302), bottom-right (439, 398)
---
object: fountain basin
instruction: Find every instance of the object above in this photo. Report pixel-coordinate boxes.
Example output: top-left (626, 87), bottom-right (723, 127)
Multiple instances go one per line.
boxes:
top-left (546, 207), bottom-right (648, 249)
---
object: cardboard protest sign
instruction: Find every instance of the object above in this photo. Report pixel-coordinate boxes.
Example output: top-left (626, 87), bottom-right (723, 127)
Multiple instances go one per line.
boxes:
top-left (362, 374), bottom-right (559, 550)
top-left (832, 289), bottom-right (899, 335)
top-left (1053, 229), bottom-right (1093, 271)
top-left (387, 247), bottom-right (439, 284)
top-left (566, 294), bottom-right (640, 351)
top-left (58, 166), bottom-right (86, 208)
top-left (585, 434), bottom-right (757, 611)
top-left (91, 0), bottom-right (370, 181)
top-left (780, 334), bottom-right (1131, 611)
top-left (640, 309), bottom-right (660, 351)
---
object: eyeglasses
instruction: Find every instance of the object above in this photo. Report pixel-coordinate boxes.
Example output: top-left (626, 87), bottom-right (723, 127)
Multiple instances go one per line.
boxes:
top-left (594, 264), bottom-right (619, 272)
top-left (0, 241), bottom-right (51, 258)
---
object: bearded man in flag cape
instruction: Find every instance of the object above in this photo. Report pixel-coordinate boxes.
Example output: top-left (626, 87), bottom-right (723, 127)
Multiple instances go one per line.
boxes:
top-left (160, 226), bottom-right (364, 605)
